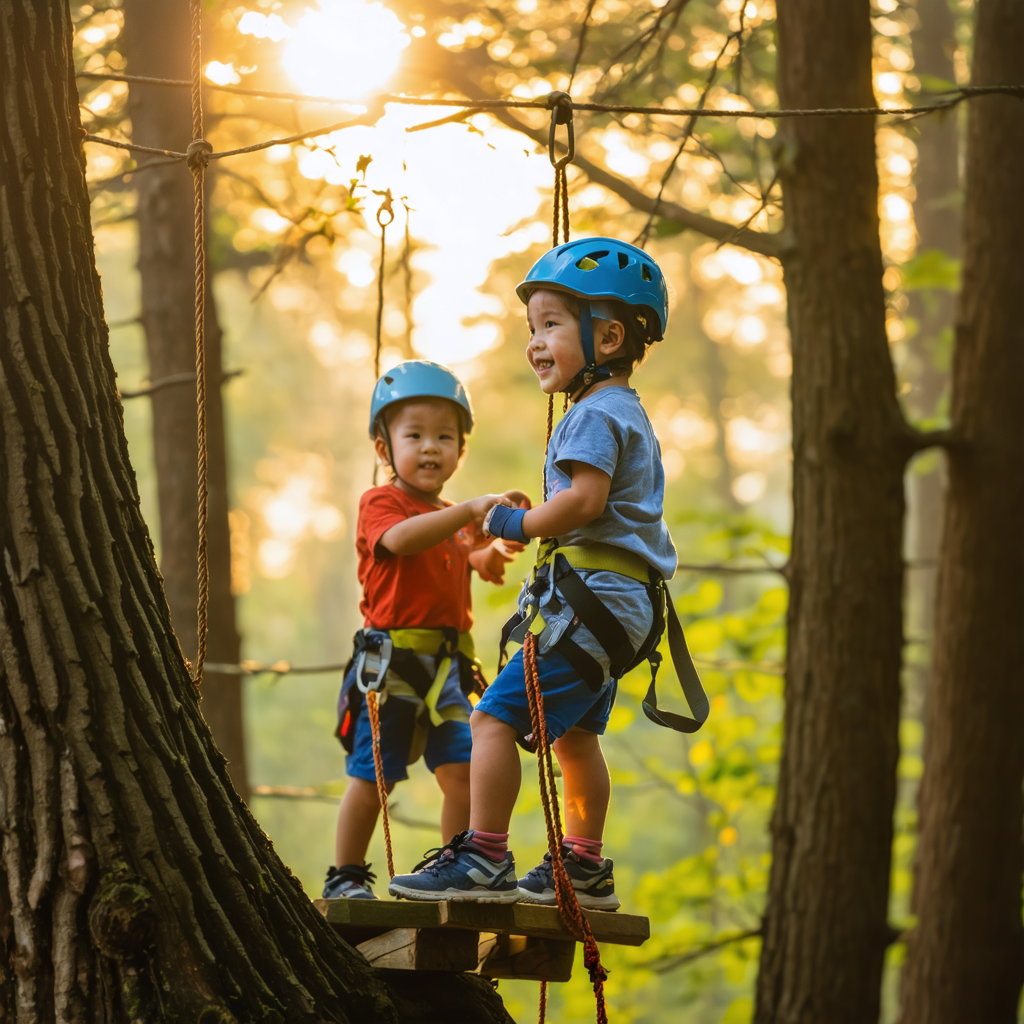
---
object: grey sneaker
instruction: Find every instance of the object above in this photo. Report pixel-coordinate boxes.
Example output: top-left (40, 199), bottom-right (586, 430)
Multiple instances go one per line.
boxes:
top-left (323, 862), bottom-right (378, 899)
top-left (517, 847), bottom-right (620, 911)
top-left (388, 831), bottom-right (520, 903)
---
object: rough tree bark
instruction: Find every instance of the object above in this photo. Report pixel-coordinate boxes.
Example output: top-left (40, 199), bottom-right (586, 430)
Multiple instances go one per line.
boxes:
top-left (897, 3), bottom-right (1024, 1021)
top-left (122, 0), bottom-right (248, 800)
top-left (904, 0), bottom-right (959, 674)
top-left (0, 3), bottom-right (510, 1021)
top-left (754, 3), bottom-right (912, 1021)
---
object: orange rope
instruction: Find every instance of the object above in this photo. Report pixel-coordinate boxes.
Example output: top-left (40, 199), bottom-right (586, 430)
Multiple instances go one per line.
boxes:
top-left (188, 0), bottom-right (211, 687)
top-left (525, 632), bottom-right (608, 1024)
top-left (365, 691), bottom-right (395, 879)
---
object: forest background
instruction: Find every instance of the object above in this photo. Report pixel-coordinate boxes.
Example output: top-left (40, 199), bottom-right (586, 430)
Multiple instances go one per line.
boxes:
top-left (71, 0), bottom-right (992, 1021)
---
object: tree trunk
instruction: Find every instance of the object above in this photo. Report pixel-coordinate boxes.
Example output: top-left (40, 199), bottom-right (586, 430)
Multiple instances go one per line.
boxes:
top-left (897, 4), bottom-right (1024, 1021)
top-left (905, 0), bottom-right (959, 678)
top-left (122, 0), bottom-right (248, 801)
top-left (0, 4), bottom-right (510, 1020)
top-left (754, 3), bottom-right (911, 1021)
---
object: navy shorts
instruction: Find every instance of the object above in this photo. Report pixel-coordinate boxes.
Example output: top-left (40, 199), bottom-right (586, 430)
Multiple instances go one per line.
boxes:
top-left (345, 697), bottom-right (472, 784)
top-left (474, 648), bottom-right (617, 740)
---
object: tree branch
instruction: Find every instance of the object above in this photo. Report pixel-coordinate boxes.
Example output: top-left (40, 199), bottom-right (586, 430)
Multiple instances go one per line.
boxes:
top-left (430, 64), bottom-right (786, 259)
top-left (638, 927), bottom-right (763, 972)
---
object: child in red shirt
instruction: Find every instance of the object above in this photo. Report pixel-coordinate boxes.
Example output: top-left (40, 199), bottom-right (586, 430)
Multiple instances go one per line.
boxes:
top-left (324, 360), bottom-right (527, 900)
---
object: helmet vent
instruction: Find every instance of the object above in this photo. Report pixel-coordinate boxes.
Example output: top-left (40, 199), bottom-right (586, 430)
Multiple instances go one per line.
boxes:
top-left (641, 263), bottom-right (653, 281)
top-left (384, 376), bottom-right (394, 384)
top-left (576, 250), bottom-right (609, 271)
top-left (618, 252), bottom-right (629, 269)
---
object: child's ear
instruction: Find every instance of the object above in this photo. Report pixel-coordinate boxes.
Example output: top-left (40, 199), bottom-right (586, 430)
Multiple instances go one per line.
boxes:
top-left (596, 319), bottom-right (625, 356)
top-left (374, 435), bottom-right (391, 467)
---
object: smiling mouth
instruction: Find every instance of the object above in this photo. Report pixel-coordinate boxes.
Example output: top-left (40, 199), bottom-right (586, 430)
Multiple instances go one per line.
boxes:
top-left (534, 359), bottom-right (554, 372)
top-left (419, 461), bottom-right (441, 470)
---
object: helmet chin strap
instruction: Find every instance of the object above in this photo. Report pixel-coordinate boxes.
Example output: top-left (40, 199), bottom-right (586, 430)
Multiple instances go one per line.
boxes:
top-left (562, 300), bottom-right (612, 401)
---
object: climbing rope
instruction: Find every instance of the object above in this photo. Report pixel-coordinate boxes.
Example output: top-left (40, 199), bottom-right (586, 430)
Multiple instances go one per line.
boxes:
top-left (526, 632), bottom-right (608, 1024)
top-left (372, 190), bottom-right (395, 487)
top-left (531, 92), bottom-right (609, 1024)
top-left (188, 0), bottom-right (212, 688)
top-left (365, 691), bottom-right (396, 879)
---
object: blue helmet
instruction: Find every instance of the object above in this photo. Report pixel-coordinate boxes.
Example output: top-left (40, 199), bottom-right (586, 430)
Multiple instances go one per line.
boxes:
top-left (516, 237), bottom-right (669, 340)
top-left (368, 359), bottom-right (474, 439)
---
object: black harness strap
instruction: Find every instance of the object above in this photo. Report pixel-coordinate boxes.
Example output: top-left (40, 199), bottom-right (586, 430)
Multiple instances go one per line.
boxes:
top-left (551, 554), bottom-right (635, 675)
top-left (641, 594), bottom-right (710, 733)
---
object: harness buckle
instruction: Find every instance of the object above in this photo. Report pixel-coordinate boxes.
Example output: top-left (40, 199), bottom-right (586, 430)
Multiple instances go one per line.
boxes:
top-left (356, 636), bottom-right (393, 695)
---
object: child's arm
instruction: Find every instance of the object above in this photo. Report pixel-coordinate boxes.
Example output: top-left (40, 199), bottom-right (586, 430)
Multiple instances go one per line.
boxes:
top-left (485, 463), bottom-right (610, 541)
top-left (379, 494), bottom-right (511, 557)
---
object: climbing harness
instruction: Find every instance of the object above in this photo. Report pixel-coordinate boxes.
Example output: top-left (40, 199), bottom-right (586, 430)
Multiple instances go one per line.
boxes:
top-left (336, 626), bottom-right (487, 879)
top-left (502, 541), bottom-right (710, 734)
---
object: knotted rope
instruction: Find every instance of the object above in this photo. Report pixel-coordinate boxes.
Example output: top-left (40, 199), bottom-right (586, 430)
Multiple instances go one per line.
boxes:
top-left (365, 691), bottom-right (396, 879)
top-left (525, 631), bottom-right (608, 1024)
top-left (189, 0), bottom-right (211, 687)
top-left (532, 89), bottom-right (608, 1024)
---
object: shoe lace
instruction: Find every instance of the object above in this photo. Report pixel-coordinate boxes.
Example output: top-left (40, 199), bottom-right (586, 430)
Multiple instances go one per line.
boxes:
top-left (412, 831), bottom-right (472, 872)
top-left (329, 862), bottom-right (377, 887)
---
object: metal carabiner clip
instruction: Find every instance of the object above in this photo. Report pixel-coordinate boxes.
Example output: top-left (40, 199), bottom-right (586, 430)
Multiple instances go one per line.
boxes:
top-left (546, 91), bottom-right (575, 170)
top-left (356, 636), bottom-right (393, 695)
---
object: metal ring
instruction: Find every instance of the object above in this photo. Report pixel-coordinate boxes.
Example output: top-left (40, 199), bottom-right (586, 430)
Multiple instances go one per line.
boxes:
top-left (547, 91), bottom-right (574, 169)
top-left (376, 206), bottom-right (395, 228)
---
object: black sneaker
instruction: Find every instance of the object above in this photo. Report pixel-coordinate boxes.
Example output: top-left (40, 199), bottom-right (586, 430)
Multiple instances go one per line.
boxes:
top-left (322, 862), bottom-right (378, 900)
top-left (517, 847), bottom-right (619, 911)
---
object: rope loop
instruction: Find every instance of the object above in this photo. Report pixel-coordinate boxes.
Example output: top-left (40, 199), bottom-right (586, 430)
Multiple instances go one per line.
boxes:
top-left (186, 138), bottom-right (213, 172)
top-left (375, 187), bottom-right (396, 228)
top-left (546, 91), bottom-right (575, 169)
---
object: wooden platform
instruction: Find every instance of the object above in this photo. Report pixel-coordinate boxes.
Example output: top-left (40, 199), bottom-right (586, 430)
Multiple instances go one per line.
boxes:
top-left (315, 898), bottom-right (649, 982)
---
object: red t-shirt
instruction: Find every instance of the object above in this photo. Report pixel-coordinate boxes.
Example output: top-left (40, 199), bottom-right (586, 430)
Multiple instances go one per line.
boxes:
top-left (356, 484), bottom-right (475, 632)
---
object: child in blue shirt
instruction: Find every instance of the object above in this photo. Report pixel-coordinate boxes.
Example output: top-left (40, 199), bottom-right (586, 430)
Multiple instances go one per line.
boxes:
top-left (389, 239), bottom-right (694, 907)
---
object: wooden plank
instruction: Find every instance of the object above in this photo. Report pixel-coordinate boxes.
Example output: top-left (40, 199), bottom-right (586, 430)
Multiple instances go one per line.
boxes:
top-left (477, 933), bottom-right (576, 983)
top-left (356, 927), bottom-right (480, 972)
top-left (315, 898), bottom-right (649, 946)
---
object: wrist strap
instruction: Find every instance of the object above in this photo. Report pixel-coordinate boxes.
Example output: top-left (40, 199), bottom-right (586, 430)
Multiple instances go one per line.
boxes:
top-left (488, 505), bottom-right (528, 544)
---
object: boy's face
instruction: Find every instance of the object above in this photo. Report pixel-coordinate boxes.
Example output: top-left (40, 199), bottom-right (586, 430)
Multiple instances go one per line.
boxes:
top-left (376, 397), bottom-right (462, 494)
top-left (526, 289), bottom-right (585, 395)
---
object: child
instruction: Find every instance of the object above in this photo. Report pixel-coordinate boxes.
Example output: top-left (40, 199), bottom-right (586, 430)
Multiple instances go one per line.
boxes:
top-left (323, 359), bottom-right (528, 900)
top-left (388, 238), bottom-right (681, 908)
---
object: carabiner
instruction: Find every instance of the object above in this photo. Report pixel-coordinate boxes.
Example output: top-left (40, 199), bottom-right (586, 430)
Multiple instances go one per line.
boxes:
top-left (546, 91), bottom-right (575, 170)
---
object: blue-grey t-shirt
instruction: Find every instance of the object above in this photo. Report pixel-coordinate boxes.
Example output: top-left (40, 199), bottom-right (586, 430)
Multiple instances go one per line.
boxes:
top-left (544, 386), bottom-right (677, 580)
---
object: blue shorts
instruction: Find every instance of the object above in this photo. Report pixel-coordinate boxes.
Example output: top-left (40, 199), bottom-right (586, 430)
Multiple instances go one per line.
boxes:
top-left (345, 697), bottom-right (472, 784)
top-left (474, 648), bottom-right (617, 741)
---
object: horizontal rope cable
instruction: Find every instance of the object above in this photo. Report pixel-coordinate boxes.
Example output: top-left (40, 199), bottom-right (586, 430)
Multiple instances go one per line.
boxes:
top-left (77, 70), bottom-right (1024, 120)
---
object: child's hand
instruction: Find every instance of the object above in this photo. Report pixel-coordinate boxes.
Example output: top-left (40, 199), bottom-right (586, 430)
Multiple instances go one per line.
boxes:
top-left (467, 494), bottom-right (513, 532)
top-left (469, 540), bottom-right (518, 584)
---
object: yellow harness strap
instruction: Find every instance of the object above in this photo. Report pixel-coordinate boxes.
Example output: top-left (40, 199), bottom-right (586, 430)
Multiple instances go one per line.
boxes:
top-left (386, 628), bottom-right (478, 727)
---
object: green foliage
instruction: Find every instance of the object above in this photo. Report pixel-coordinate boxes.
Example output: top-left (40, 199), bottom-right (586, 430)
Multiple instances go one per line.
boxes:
top-left (900, 248), bottom-right (962, 293)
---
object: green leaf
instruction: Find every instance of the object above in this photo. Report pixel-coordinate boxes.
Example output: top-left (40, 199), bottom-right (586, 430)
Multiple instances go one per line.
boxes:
top-left (900, 249), bottom-right (961, 293)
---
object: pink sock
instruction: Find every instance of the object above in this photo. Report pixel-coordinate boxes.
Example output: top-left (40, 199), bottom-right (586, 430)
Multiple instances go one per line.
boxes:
top-left (564, 835), bottom-right (603, 865)
top-left (467, 829), bottom-right (509, 862)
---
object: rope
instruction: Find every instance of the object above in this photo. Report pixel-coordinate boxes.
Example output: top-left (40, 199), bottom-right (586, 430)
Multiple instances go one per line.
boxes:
top-left (187, 0), bottom-right (211, 687)
top-left (365, 691), bottom-right (396, 879)
top-left (372, 191), bottom-right (395, 486)
top-left (531, 95), bottom-right (610, 1024)
top-left (77, 71), bottom-right (1024, 119)
top-left (525, 632), bottom-right (608, 1024)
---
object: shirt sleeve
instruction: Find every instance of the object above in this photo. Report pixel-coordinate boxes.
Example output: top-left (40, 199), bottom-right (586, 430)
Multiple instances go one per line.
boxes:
top-left (359, 488), bottom-right (413, 559)
top-left (553, 403), bottom-right (622, 478)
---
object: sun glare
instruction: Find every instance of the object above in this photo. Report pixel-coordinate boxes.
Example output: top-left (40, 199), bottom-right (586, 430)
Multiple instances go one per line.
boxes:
top-left (283, 1), bottom-right (410, 100)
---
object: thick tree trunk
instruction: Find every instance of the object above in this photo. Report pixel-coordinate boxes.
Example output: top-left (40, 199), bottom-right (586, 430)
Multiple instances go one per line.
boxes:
top-left (904, 0), bottom-right (959, 664)
top-left (897, 4), bottom-right (1024, 1021)
top-left (0, 4), bottom-right (510, 1021)
top-left (122, 0), bottom-right (247, 800)
top-left (754, 3), bottom-right (911, 1021)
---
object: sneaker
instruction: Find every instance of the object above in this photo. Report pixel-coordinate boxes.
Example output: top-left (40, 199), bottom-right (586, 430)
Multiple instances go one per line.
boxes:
top-left (517, 847), bottom-right (620, 911)
top-left (322, 862), bottom-right (378, 900)
top-left (388, 831), bottom-right (520, 903)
